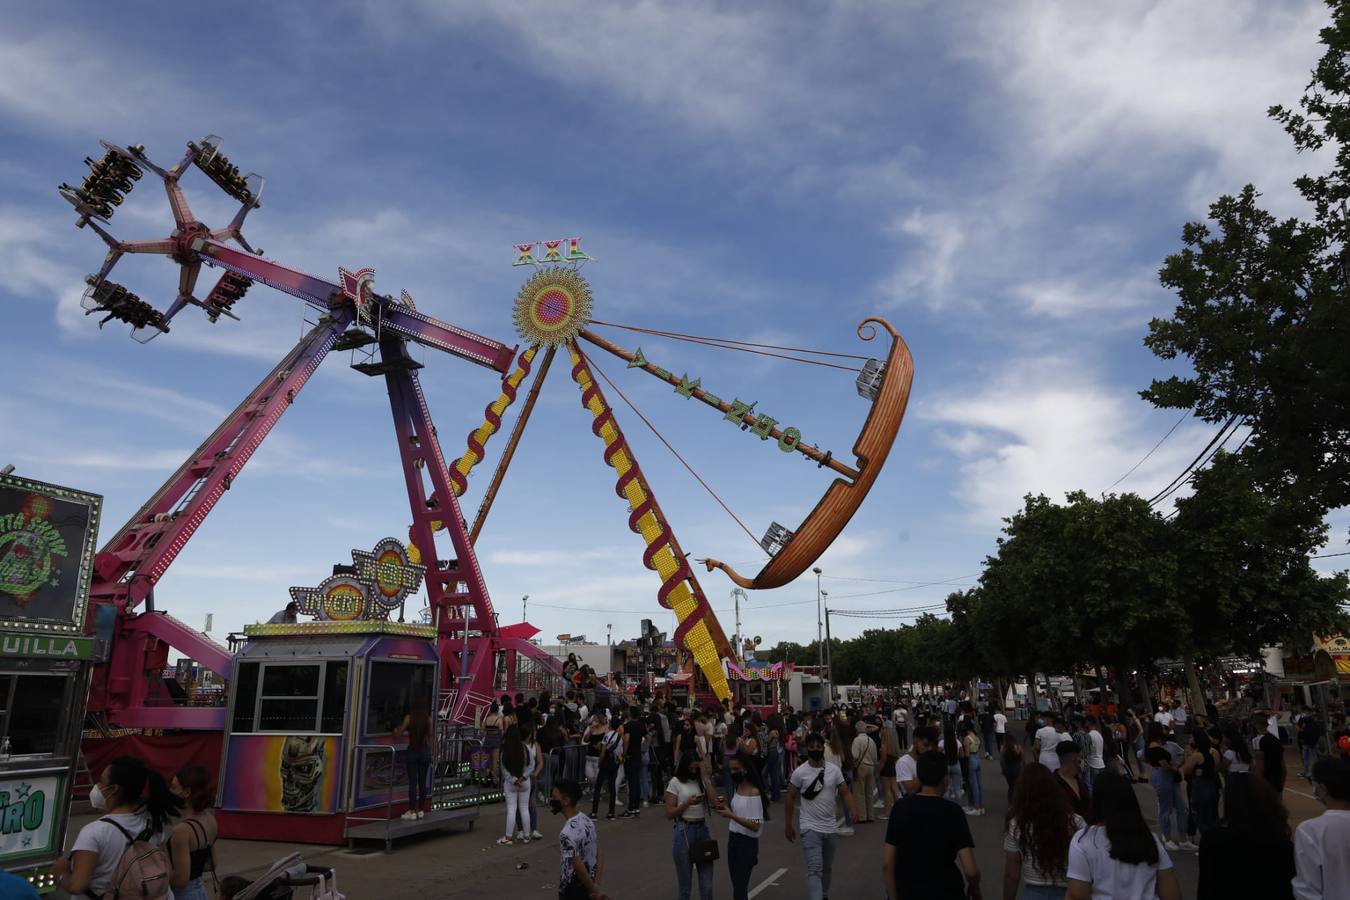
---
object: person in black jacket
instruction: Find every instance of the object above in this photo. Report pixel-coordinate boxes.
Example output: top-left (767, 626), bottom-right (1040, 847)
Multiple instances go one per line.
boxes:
top-left (1196, 773), bottom-right (1294, 899)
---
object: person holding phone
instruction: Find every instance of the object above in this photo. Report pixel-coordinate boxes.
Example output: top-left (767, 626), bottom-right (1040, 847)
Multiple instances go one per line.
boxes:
top-left (666, 752), bottom-right (714, 900)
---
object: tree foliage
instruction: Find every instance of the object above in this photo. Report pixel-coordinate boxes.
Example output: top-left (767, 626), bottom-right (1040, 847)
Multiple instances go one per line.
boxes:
top-left (1144, 1), bottom-right (1350, 513)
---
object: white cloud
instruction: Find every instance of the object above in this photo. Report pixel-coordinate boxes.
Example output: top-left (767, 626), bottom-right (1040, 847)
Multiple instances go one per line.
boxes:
top-left (922, 355), bottom-right (1217, 524)
top-left (487, 547), bottom-right (621, 567)
top-left (881, 209), bottom-right (967, 306)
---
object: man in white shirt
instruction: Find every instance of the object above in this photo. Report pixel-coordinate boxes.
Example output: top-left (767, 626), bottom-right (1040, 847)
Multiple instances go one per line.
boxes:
top-left (1083, 715), bottom-right (1107, 792)
top-left (785, 732), bottom-right (855, 900)
top-left (895, 726), bottom-right (937, 797)
top-left (993, 709), bottom-right (1008, 751)
top-left (1293, 757), bottom-right (1350, 900)
top-left (1153, 705), bottom-right (1174, 730)
top-left (1034, 716), bottom-right (1068, 769)
top-left (1169, 699), bottom-right (1188, 735)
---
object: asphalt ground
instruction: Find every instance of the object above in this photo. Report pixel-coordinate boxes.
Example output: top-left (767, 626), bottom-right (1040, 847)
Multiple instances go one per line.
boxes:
top-left (53, 746), bottom-right (1327, 898)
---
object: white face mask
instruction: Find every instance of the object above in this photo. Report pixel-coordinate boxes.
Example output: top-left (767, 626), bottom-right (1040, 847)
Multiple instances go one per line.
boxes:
top-left (89, 784), bottom-right (109, 811)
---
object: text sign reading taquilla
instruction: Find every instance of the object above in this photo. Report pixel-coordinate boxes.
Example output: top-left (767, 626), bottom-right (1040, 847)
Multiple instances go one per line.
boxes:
top-left (0, 632), bottom-right (93, 660)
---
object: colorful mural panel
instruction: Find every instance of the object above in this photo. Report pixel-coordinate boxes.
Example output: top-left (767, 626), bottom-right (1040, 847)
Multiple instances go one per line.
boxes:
top-left (220, 735), bottom-right (340, 814)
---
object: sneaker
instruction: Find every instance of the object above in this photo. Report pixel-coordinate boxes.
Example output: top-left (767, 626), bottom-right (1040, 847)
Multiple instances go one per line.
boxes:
top-left (530, 830), bottom-right (544, 840)
top-left (1178, 840), bottom-right (1199, 851)
top-left (400, 811), bottom-right (417, 821)
top-left (606, 813), bottom-right (616, 820)
top-left (620, 811), bottom-right (635, 818)
top-left (838, 825), bottom-right (855, 836)
top-left (1163, 839), bottom-right (1180, 851)
top-left (496, 836), bottom-right (513, 845)
top-left (417, 811), bottom-right (426, 819)
top-left (964, 807), bottom-right (978, 816)
top-left (520, 835), bottom-right (531, 844)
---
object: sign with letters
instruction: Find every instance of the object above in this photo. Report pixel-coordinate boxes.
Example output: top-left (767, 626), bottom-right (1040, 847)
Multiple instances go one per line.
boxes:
top-left (0, 775), bottom-right (62, 862)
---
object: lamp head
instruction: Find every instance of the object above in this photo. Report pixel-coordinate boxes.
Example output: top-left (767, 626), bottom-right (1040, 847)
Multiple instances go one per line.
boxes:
top-left (812, 567), bottom-right (822, 575)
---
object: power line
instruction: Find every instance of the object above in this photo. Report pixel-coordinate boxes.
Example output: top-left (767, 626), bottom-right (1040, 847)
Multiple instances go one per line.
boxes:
top-left (1313, 551), bottom-right (1350, 559)
top-left (1107, 412), bottom-right (1188, 490)
top-left (1147, 416), bottom-right (1241, 506)
top-left (824, 574), bottom-right (981, 600)
top-left (822, 573), bottom-right (977, 586)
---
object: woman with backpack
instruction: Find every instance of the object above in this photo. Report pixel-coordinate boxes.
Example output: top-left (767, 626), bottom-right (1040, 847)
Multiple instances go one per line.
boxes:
top-left (168, 765), bottom-right (218, 900)
top-left (590, 716), bottom-right (623, 820)
top-left (53, 755), bottom-right (183, 899)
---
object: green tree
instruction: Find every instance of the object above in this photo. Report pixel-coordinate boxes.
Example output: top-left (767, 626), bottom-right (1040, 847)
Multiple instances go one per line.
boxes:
top-left (1169, 451), bottom-right (1349, 662)
top-left (1144, 1), bottom-right (1350, 514)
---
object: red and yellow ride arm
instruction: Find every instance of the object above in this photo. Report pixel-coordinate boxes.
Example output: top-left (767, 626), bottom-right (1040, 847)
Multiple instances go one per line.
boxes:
top-left (568, 342), bottom-right (733, 701)
top-left (448, 344), bottom-right (539, 497)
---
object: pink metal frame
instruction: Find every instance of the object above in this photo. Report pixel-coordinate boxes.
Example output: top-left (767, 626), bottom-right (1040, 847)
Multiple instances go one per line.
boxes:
top-left (75, 136), bottom-right (559, 730)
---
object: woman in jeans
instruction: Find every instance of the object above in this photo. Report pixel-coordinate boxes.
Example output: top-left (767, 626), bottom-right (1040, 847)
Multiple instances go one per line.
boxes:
top-left (665, 752), bottom-right (714, 900)
top-left (1181, 728), bottom-right (1222, 838)
top-left (1002, 762), bottom-right (1084, 900)
top-left (394, 699), bottom-right (433, 819)
top-left (168, 766), bottom-right (217, 900)
top-left (764, 714), bottom-right (786, 803)
top-left (1145, 724), bottom-right (1195, 852)
top-left (498, 725), bottom-right (533, 844)
top-left (961, 721), bottom-right (985, 815)
top-left (941, 721), bottom-right (964, 807)
top-left (716, 752), bottom-right (763, 900)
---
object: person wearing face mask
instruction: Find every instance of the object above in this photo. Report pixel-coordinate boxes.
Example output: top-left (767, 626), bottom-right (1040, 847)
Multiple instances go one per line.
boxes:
top-left (550, 778), bottom-right (608, 900)
top-left (716, 751), bottom-right (764, 900)
top-left (53, 755), bottom-right (183, 899)
top-left (666, 751), bottom-right (715, 900)
top-left (786, 732), bottom-right (855, 900)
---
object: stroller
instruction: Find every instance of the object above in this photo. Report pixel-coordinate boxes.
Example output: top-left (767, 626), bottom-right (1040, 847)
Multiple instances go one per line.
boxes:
top-left (219, 854), bottom-right (343, 900)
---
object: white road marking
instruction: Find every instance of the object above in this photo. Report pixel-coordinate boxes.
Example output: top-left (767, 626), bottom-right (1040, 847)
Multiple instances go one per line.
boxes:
top-left (748, 866), bottom-right (788, 898)
top-left (1285, 786), bottom-right (1316, 801)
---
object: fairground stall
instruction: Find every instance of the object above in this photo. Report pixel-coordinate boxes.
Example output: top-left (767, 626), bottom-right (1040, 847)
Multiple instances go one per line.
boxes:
top-left (0, 472), bottom-right (101, 893)
top-left (728, 660), bottom-right (795, 716)
top-left (216, 539), bottom-right (488, 846)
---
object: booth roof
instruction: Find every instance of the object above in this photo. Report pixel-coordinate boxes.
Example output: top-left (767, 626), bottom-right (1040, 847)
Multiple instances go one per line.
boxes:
top-left (243, 621), bottom-right (437, 639)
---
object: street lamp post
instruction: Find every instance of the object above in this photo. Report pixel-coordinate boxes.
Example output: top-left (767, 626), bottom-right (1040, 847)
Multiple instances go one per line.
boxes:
top-left (732, 588), bottom-right (747, 659)
top-left (822, 591), bottom-right (832, 687)
top-left (813, 567), bottom-right (824, 700)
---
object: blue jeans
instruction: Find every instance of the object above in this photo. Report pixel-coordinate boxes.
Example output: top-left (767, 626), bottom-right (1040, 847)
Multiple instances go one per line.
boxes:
top-left (405, 749), bottom-right (431, 812)
top-left (765, 748), bottom-right (784, 801)
top-left (1150, 769), bottom-right (1188, 840)
top-left (1021, 883), bottom-right (1067, 900)
top-left (967, 755), bottom-right (983, 808)
top-left (727, 831), bottom-right (758, 900)
top-left (176, 879), bottom-right (211, 900)
top-left (945, 763), bottom-right (963, 804)
top-left (1190, 777), bottom-right (1220, 836)
top-left (672, 820), bottom-right (714, 900)
top-left (799, 829), bottom-right (837, 900)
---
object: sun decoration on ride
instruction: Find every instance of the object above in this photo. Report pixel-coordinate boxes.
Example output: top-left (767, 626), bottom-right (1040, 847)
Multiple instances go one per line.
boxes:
top-left (513, 266), bottom-right (593, 347)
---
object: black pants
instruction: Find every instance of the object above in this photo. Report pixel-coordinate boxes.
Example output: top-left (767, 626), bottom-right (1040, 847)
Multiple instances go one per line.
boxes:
top-left (727, 831), bottom-right (758, 900)
top-left (592, 761), bottom-right (618, 817)
top-left (625, 755), bottom-right (644, 812)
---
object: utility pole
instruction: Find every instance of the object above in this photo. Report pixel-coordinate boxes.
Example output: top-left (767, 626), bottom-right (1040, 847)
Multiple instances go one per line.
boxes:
top-left (522, 594), bottom-right (529, 621)
top-left (813, 567), bottom-right (824, 674)
top-left (732, 588), bottom-right (747, 659)
top-left (823, 593), bottom-right (832, 685)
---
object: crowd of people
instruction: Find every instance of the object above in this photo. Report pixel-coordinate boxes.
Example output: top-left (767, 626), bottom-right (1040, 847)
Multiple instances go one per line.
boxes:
top-left (485, 688), bottom-right (1350, 900)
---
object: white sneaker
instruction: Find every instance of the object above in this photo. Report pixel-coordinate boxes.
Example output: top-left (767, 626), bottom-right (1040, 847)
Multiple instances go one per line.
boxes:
top-left (1178, 840), bottom-right (1198, 851)
top-left (874, 800), bottom-right (885, 809)
top-left (1163, 839), bottom-right (1180, 851)
top-left (963, 807), bottom-right (978, 816)
top-left (838, 826), bottom-right (855, 836)
top-left (400, 811), bottom-right (417, 821)
top-left (530, 830), bottom-right (543, 840)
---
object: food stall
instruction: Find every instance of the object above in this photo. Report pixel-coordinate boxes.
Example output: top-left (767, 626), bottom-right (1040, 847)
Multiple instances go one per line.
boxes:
top-left (0, 472), bottom-right (101, 893)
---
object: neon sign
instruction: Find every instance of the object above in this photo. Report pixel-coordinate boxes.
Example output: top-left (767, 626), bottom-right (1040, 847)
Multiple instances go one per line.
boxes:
top-left (513, 237), bottom-right (592, 267)
top-left (0, 474), bottom-right (101, 633)
top-left (289, 538), bottom-right (425, 622)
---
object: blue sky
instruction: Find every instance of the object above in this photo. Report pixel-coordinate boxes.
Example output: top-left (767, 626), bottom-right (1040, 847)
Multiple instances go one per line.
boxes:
top-left (2, 1), bottom-right (1345, 651)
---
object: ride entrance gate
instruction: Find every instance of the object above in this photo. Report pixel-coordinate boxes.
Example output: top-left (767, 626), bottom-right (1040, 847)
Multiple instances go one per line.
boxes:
top-left (0, 472), bottom-right (102, 893)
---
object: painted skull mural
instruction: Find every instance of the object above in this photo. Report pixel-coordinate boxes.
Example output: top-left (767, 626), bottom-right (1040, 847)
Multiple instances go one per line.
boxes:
top-left (279, 736), bottom-right (326, 812)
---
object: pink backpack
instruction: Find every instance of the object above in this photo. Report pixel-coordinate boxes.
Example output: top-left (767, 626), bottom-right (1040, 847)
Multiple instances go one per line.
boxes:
top-left (100, 818), bottom-right (172, 900)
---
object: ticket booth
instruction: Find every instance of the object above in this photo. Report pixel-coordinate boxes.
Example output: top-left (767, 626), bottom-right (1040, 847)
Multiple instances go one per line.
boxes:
top-left (0, 472), bottom-right (102, 893)
top-left (215, 539), bottom-right (442, 845)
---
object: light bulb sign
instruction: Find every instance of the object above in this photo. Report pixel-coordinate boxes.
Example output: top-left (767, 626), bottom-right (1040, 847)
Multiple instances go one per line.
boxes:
top-left (513, 237), bottom-right (592, 267)
top-left (0, 775), bottom-right (62, 862)
top-left (0, 473), bottom-right (101, 634)
top-left (289, 538), bottom-right (425, 622)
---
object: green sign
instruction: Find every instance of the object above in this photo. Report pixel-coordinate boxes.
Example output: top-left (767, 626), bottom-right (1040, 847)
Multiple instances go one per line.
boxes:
top-left (0, 632), bottom-right (92, 660)
top-left (0, 774), bottom-right (63, 860)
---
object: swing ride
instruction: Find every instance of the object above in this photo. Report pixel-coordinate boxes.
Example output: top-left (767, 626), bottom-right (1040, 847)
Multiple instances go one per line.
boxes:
top-left (55, 134), bottom-right (913, 830)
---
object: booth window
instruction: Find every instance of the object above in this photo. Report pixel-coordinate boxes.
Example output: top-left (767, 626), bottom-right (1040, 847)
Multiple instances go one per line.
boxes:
top-left (365, 661), bottom-right (434, 736)
top-left (231, 661), bottom-right (347, 734)
top-left (0, 673), bottom-right (71, 757)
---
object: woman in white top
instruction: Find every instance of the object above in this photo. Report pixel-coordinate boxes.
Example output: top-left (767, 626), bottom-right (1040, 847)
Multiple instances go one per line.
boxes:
top-left (665, 751), bottom-right (713, 900)
top-left (1003, 762), bottom-right (1084, 900)
top-left (716, 751), bottom-right (763, 900)
top-left (53, 755), bottom-right (182, 898)
top-left (1066, 771), bottom-right (1182, 900)
top-left (1220, 727), bottom-right (1252, 775)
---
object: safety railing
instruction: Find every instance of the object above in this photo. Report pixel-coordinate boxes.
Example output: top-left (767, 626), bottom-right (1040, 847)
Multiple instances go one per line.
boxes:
top-left (343, 744), bottom-right (398, 852)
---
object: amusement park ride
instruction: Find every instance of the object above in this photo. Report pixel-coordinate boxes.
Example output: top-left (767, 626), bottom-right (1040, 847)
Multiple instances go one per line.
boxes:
top-left (58, 134), bottom-right (913, 748)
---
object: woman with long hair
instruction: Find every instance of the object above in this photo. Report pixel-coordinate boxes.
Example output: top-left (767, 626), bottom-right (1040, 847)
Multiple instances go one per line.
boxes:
top-left (1181, 727), bottom-right (1223, 837)
top-left (483, 701), bottom-right (504, 784)
top-left (665, 751), bottom-right (714, 900)
top-left (590, 715), bottom-right (623, 821)
top-left (498, 725), bottom-right (532, 844)
top-left (961, 720), bottom-right (985, 816)
top-left (1219, 726), bottom-right (1252, 777)
top-left (826, 717), bottom-right (855, 833)
top-left (1196, 773), bottom-right (1294, 899)
top-left (517, 718), bottom-right (545, 841)
top-left (1144, 722), bottom-right (1193, 851)
top-left (878, 722), bottom-right (902, 815)
top-left (167, 765), bottom-right (217, 900)
top-left (394, 696), bottom-right (433, 820)
top-left (1065, 771), bottom-right (1182, 900)
top-left (53, 756), bottom-right (184, 898)
top-left (764, 714), bottom-right (786, 804)
top-left (1003, 762), bottom-right (1084, 900)
top-left (716, 751), bottom-right (764, 900)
